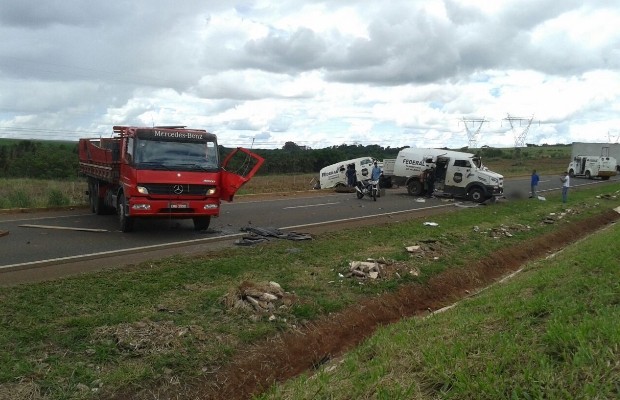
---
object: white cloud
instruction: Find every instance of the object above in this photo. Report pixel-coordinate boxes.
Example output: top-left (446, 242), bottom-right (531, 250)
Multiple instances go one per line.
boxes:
top-left (1, 0), bottom-right (619, 150)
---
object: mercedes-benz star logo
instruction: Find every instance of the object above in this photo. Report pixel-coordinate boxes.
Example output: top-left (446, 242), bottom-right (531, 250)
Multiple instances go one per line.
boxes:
top-left (173, 185), bottom-right (184, 195)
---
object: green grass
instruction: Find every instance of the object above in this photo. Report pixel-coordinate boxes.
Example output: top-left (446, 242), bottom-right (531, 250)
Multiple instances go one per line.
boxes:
top-left (0, 183), bottom-right (619, 399)
top-left (0, 178), bottom-right (86, 209)
top-left (260, 213), bottom-right (620, 400)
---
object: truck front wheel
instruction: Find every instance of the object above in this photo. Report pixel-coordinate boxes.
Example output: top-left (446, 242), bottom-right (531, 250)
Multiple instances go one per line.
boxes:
top-left (407, 180), bottom-right (423, 196)
top-left (585, 171), bottom-right (591, 179)
top-left (468, 187), bottom-right (486, 203)
top-left (193, 216), bottom-right (211, 231)
top-left (118, 194), bottom-right (134, 232)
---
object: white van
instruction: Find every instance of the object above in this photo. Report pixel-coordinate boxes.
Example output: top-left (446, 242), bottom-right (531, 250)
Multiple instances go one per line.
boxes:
top-left (319, 157), bottom-right (375, 189)
top-left (567, 155), bottom-right (617, 180)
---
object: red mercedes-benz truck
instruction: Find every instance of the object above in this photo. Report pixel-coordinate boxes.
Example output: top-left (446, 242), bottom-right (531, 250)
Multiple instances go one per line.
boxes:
top-left (79, 125), bottom-right (264, 232)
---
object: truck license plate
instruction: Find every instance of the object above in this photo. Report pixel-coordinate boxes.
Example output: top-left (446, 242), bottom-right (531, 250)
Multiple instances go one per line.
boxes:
top-left (170, 203), bottom-right (188, 209)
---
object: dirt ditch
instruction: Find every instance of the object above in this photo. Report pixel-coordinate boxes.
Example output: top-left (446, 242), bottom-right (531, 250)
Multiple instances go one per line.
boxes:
top-left (107, 208), bottom-right (619, 400)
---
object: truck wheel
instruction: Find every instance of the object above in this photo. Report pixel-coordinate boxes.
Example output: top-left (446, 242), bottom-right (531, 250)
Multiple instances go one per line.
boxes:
top-left (88, 181), bottom-right (96, 213)
top-left (468, 187), bottom-right (486, 203)
top-left (585, 171), bottom-right (591, 179)
top-left (568, 169), bottom-right (575, 178)
top-left (118, 194), bottom-right (134, 232)
top-left (407, 180), bottom-right (423, 196)
top-left (92, 181), bottom-right (106, 215)
top-left (193, 216), bottom-right (211, 231)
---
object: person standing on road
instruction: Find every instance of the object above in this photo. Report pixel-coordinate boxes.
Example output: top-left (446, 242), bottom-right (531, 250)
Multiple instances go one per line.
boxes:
top-left (426, 165), bottom-right (436, 198)
top-left (560, 171), bottom-right (570, 203)
top-left (371, 161), bottom-right (382, 181)
top-left (530, 169), bottom-right (540, 198)
top-left (346, 164), bottom-right (357, 187)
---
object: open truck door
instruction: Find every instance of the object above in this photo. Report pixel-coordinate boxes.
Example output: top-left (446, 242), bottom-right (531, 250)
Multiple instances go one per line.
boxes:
top-left (220, 147), bottom-right (265, 201)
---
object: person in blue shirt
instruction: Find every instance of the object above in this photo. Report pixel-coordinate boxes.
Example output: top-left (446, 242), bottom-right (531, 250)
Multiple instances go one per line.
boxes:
top-left (371, 161), bottom-right (382, 181)
top-left (530, 169), bottom-right (540, 198)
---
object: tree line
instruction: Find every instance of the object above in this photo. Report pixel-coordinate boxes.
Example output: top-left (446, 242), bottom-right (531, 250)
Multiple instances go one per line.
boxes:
top-left (0, 140), bottom-right (80, 179)
top-left (0, 139), bottom-right (403, 180)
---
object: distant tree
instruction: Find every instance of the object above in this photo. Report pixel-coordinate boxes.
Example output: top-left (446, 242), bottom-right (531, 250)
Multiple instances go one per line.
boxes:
top-left (282, 141), bottom-right (301, 152)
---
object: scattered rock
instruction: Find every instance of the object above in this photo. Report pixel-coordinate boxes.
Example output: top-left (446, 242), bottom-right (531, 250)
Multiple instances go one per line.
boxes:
top-left (473, 224), bottom-right (531, 238)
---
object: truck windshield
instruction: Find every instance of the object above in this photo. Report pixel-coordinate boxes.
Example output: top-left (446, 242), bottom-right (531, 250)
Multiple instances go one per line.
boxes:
top-left (134, 138), bottom-right (219, 171)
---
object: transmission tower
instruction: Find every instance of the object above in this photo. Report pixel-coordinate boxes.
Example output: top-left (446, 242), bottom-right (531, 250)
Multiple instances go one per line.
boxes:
top-left (461, 117), bottom-right (487, 149)
top-left (504, 114), bottom-right (534, 147)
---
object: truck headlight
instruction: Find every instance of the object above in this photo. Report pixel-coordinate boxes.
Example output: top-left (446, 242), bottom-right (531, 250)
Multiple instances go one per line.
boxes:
top-left (137, 186), bottom-right (149, 194)
top-left (206, 188), bottom-right (217, 195)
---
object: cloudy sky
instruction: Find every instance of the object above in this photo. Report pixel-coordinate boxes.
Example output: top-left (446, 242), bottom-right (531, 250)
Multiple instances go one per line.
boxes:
top-left (1, 0), bottom-right (619, 149)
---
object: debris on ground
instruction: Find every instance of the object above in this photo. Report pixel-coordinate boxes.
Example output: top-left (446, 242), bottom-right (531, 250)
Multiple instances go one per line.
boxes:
top-left (345, 258), bottom-right (419, 280)
top-left (235, 226), bottom-right (312, 246)
top-left (405, 239), bottom-right (445, 260)
top-left (541, 208), bottom-right (581, 224)
top-left (454, 202), bottom-right (479, 208)
top-left (423, 221), bottom-right (439, 227)
top-left (221, 281), bottom-right (295, 317)
top-left (596, 192), bottom-right (618, 200)
top-left (92, 320), bottom-right (207, 355)
top-left (473, 224), bottom-right (531, 238)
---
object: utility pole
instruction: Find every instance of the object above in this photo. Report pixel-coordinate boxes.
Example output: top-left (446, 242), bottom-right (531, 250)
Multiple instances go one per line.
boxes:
top-left (504, 114), bottom-right (534, 148)
top-left (461, 117), bottom-right (487, 149)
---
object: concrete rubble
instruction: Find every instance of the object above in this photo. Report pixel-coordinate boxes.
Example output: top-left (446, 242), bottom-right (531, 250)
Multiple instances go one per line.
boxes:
top-left (346, 257), bottom-right (420, 280)
top-left (222, 281), bottom-right (295, 317)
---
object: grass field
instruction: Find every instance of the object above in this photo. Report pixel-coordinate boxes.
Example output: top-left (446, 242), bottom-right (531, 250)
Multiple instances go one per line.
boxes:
top-left (1, 180), bottom-right (619, 399)
top-left (260, 219), bottom-right (620, 399)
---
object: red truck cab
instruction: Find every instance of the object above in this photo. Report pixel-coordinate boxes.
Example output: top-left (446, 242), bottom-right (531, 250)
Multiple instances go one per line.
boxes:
top-left (79, 126), bottom-right (264, 232)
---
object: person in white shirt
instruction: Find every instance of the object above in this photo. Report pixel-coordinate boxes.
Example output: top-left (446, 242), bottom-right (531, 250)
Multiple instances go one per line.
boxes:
top-left (560, 171), bottom-right (570, 203)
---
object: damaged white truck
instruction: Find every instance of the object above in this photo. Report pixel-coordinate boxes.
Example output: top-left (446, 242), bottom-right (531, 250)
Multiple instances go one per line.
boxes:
top-left (382, 148), bottom-right (504, 203)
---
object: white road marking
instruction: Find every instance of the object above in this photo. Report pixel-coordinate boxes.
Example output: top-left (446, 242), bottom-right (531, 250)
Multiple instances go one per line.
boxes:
top-left (283, 202), bottom-right (340, 209)
top-left (19, 224), bottom-right (108, 233)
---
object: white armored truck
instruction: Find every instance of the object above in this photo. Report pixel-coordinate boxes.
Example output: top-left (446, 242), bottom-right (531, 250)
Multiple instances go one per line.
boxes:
top-left (382, 148), bottom-right (503, 202)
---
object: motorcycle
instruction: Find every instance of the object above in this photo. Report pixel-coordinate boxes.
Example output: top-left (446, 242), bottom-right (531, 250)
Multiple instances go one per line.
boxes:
top-left (355, 179), bottom-right (379, 201)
